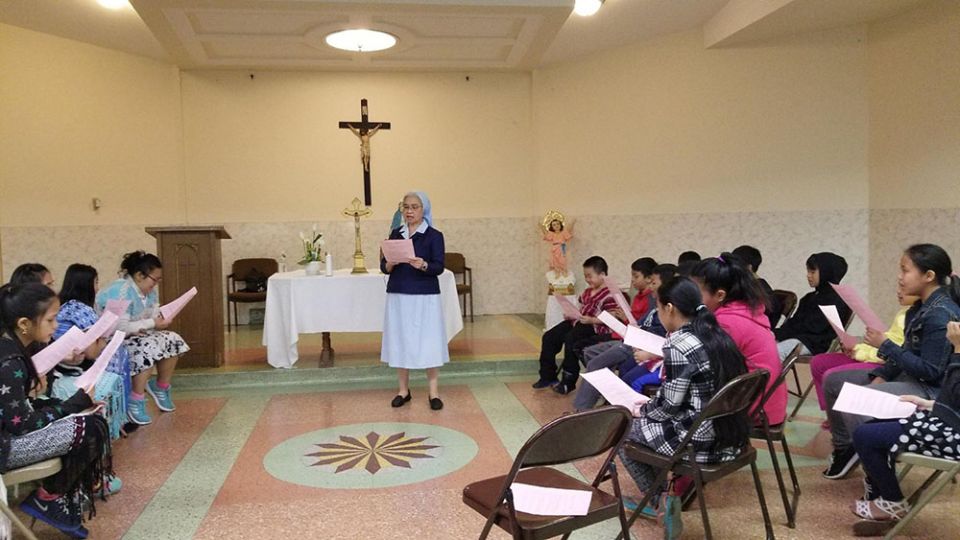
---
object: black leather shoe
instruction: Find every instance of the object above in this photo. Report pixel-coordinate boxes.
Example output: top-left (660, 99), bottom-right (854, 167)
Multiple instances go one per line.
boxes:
top-left (391, 392), bottom-right (412, 408)
top-left (429, 397), bottom-right (444, 410)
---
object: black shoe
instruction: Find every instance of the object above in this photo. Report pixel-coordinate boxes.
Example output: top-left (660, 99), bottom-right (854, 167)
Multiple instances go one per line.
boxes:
top-left (823, 446), bottom-right (860, 479)
top-left (20, 492), bottom-right (87, 538)
top-left (553, 381), bottom-right (576, 395)
top-left (429, 397), bottom-right (444, 410)
top-left (391, 392), bottom-right (412, 408)
top-left (532, 378), bottom-right (558, 389)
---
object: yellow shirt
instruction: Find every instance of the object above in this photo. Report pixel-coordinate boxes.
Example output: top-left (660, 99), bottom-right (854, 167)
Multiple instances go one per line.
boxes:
top-left (852, 307), bottom-right (907, 363)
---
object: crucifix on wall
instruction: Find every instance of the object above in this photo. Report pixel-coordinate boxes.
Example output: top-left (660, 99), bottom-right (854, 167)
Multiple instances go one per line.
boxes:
top-left (339, 99), bottom-right (391, 206)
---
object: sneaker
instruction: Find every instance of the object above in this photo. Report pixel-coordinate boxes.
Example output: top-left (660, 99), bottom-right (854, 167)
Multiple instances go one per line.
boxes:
top-left (823, 446), bottom-right (860, 479)
top-left (20, 492), bottom-right (88, 538)
top-left (127, 398), bottom-right (152, 425)
top-left (532, 378), bottom-right (558, 389)
top-left (102, 474), bottom-right (122, 496)
top-left (622, 497), bottom-right (658, 519)
top-left (146, 380), bottom-right (176, 412)
top-left (552, 381), bottom-right (576, 395)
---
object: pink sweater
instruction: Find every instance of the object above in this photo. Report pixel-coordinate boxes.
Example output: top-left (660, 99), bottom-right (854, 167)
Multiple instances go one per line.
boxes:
top-left (716, 301), bottom-right (787, 425)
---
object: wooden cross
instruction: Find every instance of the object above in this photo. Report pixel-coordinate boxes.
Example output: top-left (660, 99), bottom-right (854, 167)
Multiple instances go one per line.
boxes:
top-left (339, 98), bottom-right (391, 206)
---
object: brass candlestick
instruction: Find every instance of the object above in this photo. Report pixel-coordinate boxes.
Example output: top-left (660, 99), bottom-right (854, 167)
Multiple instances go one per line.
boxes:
top-left (342, 197), bottom-right (373, 274)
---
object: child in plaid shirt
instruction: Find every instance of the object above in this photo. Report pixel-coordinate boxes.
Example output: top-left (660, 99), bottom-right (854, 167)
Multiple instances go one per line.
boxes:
top-left (619, 276), bottom-right (750, 513)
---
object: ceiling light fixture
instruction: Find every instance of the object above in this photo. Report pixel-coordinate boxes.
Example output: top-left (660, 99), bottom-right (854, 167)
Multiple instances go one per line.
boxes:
top-left (325, 29), bottom-right (397, 53)
top-left (96, 0), bottom-right (130, 9)
top-left (573, 0), bottom-right (604, 17)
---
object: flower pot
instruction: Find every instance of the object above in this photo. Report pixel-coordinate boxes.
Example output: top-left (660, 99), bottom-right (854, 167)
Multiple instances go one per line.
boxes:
top-left (304, 261), bottom-right (322, 276)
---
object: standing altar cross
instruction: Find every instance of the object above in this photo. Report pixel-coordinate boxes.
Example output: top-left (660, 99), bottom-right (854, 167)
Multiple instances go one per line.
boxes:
top-left (339, 99), bottom-right (391, 207)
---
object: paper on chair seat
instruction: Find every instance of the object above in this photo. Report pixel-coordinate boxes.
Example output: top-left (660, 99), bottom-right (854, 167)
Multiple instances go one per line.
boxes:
top-left (833, 382), bottom-right (918, 419)
top-left (553, 293), bottom-right (581, 321)
top-left (380, 239), bottom-right (415, 263)
top-left (581, 368), bottom-right (651, 416)
top-left (819, 305), bottom-right (858, 349)
top-left (623, 326), bottom-right (665, 357)
top-left (510, 483), bottom-right (592, 516)
top-left (160, 287), bottom-right (197, 321)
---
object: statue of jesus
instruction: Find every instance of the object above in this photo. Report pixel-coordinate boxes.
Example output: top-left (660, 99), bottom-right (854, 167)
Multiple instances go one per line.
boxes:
top-left (347, 123), bottom-right (383, 172)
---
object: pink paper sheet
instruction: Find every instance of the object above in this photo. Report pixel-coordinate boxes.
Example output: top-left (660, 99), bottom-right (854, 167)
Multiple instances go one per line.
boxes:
top-left (380, 239), bottom-right (416, 264)
top-left (623, 326), bottom-right (666, 357)
top-left (603, 276), bottom-right (636, 325)
top-left (819, 305), bottom-right (859, 349)
top-left (597, 311), bottom-right (628, 337)
top-left (553, 293), bottom-right (582, 321)
top-left (73, 312), bottom-right (119, 353)
top-left (830, 283), bottom-right (886, 331)
top-left (31, 326), bottom-right (85, 376)
top-left (74, 331), bottom-right (125, 390)
top-left (104, 299), bottom-right (130, 316)
top-left (160, 287), bottom-right (198, 321)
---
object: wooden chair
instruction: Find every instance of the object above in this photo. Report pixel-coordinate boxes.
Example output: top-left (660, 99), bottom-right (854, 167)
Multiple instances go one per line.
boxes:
top-left (462, 406), bottom-right (633, 539)
top-left (226, 258), bottom-right (278, 331)
top-left (771, 289), bottom-right (798, 328)
top-left (444, 252), bottom-right (474, 322)
top-left (852, 452), bottom-right (960, 538)
top-left (1, 457), bottom-right (63, 539)
top-left (751, 354), bottom-right (802, 528)
top-left (617, 370), bottom-right (775, 540)
top-left (786, 309), bottom-right (855, 421)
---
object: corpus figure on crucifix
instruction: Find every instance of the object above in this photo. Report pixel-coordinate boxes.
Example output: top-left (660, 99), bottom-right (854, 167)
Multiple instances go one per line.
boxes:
top-left (347, 123), bottom-right (382, 172)
top-left (339, 99), bottom-right (391, 206)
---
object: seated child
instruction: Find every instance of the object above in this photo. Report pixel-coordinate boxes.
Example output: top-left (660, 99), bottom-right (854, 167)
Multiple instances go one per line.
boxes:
top-left (534, 256), bottom-right (619, 395)
top-left (773, 252), bottom-right (851, 361)
top-left (619, 277), bottom-right (750, 518)
top-left (808, 290), bottom-right (916, 414)
top-left (849, 322), bottom-right (960, 526)
top-left (574, 263), bottom-right (675, 410)
top-left (732, 244), bottom-right (781, 328)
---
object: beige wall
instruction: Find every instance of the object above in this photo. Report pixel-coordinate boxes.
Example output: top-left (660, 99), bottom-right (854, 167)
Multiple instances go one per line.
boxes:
top-left (532, 26), bottom-right (870, 215)
top-left (0, 24), bottom-right (184, 227)
top-left (180, 70), bottom-right (534, 222)
top-left (866, 0), bottom-right (960, 319)
top-left (867, 0), bottom-right (960, 211)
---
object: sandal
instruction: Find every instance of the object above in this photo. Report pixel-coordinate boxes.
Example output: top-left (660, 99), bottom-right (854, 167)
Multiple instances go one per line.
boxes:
top-left (851, 498), bottom-right (910, 521)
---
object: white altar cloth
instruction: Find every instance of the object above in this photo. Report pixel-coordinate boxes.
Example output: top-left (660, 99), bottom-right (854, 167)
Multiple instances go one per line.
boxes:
top-left (263, 268), bottom-right (463, 368)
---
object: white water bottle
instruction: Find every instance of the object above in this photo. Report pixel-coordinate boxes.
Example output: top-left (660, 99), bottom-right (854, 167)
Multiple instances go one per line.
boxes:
top-left (325, 253), bottom-right (333, 276)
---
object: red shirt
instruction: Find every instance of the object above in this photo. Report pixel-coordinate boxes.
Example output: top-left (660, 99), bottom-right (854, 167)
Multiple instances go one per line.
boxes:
top-left (578, 286), bottom-right (619, 335)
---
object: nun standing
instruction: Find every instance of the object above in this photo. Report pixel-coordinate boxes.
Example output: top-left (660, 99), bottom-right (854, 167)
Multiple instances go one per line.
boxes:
top-left (380, 192), bottom-right (449, 410)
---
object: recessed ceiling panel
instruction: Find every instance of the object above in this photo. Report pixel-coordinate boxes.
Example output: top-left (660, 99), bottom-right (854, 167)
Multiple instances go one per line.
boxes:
top-left (129, 0), bottom-right (571, 71)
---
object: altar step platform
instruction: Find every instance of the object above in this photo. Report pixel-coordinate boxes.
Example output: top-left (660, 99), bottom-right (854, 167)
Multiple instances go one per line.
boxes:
top-left (171, 314), bottom-right (544, 391)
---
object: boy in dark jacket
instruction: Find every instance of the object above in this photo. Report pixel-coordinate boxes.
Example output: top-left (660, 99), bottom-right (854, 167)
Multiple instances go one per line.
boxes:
top-left (774, 252), bottom-right (852, 360)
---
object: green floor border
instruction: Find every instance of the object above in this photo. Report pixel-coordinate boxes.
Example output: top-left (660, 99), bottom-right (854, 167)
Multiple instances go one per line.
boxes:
top-left (122, 395), bottom-right (271, 540)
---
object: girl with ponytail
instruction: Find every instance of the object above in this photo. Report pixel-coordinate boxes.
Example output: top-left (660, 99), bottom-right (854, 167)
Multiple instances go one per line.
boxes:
top-left (0, 283), bottom-right (111, 538)
top-left (822, 243), bottom-right (960, 481)
top-left (619, 276), bottom-right (750, 511)
top-left (96, 251), bottom-right (189, 426)
top-left (691, 253), bottom-right (785, 425)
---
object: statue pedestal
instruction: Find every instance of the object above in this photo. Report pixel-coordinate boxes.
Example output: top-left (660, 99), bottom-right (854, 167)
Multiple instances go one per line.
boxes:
top-left (544, 270), bottom-right (577, 331)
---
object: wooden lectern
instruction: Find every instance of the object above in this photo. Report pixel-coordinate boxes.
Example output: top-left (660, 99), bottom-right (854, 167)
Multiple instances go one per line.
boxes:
top-left (146, 226), bottom-right (231, 368)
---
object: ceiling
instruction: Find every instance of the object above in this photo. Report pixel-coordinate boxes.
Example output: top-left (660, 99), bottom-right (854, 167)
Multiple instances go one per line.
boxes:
top-left (0, 0), bottom-right (930, 71)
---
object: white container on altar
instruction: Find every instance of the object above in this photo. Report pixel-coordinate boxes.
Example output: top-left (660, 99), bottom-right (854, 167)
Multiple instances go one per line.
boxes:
top-left (305, 261), bottom-right (322, 276)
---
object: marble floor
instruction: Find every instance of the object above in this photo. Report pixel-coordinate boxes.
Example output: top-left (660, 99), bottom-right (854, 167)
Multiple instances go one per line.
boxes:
top-left (6, 318), bottom-right (960, 539)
